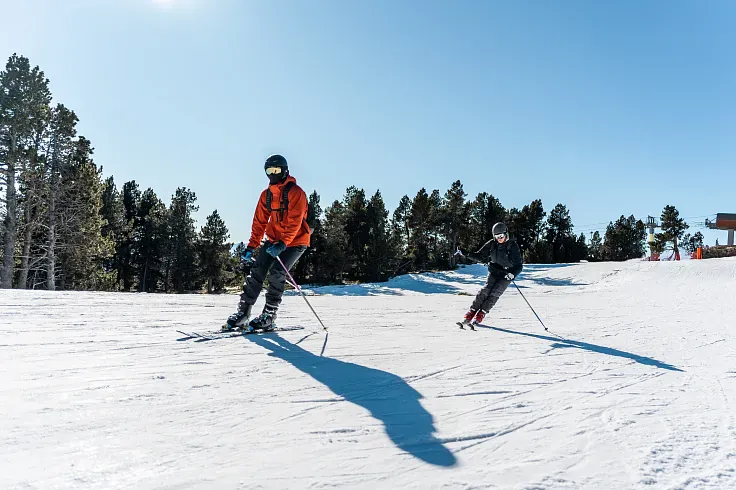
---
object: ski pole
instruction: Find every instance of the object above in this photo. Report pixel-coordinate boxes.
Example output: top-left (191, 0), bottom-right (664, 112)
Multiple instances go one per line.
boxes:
top-left (277, 256), bottom-right (328, 331)
top-left (512, 280), bottom-right (549, 332)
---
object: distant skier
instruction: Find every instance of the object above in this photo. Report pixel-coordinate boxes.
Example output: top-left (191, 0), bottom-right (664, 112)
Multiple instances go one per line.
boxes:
top-left (223, 154), bottom-right (311, 332)
top-left (459, 222), bottom-right (523, 328)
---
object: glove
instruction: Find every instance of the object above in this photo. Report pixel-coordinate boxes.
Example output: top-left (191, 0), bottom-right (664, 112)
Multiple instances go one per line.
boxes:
top-left (240, 247), bottom-right (255, 264)
top-left (266, 241), bottom-right (286, 258)
top-left (505, 272), bottom-right (515, 280)
top-left (240, 247), bottom-right (255, 273)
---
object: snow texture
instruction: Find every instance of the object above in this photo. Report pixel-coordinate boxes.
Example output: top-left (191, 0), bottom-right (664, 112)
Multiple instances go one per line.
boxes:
top-left (2, 259), bottom-right (735, 489)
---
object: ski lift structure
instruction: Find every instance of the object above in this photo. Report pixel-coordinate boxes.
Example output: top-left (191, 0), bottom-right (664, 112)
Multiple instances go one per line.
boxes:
top-left (645, 216), bottom-right (670, 261)
top-left (705, 213), bottom-right (736, 246)
top-left (646, 216), bottom-right (660, 246)
top-left (645, 213), bottom-right (733, 261)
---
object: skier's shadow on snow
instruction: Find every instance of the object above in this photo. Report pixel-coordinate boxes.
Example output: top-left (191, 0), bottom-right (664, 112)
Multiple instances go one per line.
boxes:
top-left (479, 325), bottom-right (683, 372)
top-left (245, 334), bottom-right (457, 467)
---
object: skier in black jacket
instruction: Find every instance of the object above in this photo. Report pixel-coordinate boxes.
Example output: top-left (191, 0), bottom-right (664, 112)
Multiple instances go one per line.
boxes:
top-left (461, 222), bottom-right (523, 327)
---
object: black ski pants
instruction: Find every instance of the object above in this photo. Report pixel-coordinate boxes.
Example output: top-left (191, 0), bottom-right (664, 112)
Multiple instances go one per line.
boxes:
top-left (239, 243), bottom-right (307, 312)
top-left (471, 273), bottom-right (512, 313)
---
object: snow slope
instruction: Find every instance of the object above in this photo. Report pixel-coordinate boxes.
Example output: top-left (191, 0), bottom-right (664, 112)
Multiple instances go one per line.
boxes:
top-left (2, 259), bottom-right (735, 489)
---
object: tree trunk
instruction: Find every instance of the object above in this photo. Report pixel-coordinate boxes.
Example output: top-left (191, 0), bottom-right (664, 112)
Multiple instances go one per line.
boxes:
top-left (1, 136), bottom-right (18, 289)
top-left (19, 144), bottom-right (44, 289)
top-left (18, 218), bottom-right (33, 288)
top-left (449, 231), bottom-right (459, 268)
top-left (141, 260), bottom-right (149, 293)
top-left (18, 168), bottom-right (37, 288)
top-left (47, 163), bottom-right (58, 291)
top-left (122, 253), bottom-right (132, 291)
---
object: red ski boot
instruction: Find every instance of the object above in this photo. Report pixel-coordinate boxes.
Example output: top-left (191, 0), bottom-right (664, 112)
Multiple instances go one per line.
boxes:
top-left (474, 310), bottom-right (486, 326)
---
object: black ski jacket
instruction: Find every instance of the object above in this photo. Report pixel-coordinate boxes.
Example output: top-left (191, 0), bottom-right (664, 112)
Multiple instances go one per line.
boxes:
top-left (477, 237), bottom-right (524, 278)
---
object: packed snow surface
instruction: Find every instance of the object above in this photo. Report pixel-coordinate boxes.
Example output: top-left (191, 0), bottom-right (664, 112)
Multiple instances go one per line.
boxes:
top-left (2, 259), bottom-right (735, 489)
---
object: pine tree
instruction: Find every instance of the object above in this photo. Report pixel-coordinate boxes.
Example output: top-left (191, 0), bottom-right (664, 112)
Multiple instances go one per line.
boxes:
top-left (100, 176), bottom-right (126, 287)
top-left (55, 137), bottom-right (114, 290)
top-left (342, 186), bottom-right (370, 281)
top-left (321, 200), bottom-right (349, 283)
top-left (655, 205), bottom-right (688, 258)
top-left (506, 207), bottom-right (521, 239)
top-left (682, 231), bottom-right (704, 254)
top-left (601, 215), bottom-right (646, 261)
top-left (45, 104), bottom-right (79, 290)
top-left (387, 218), bottom-right (406, 277)
top-left (392, 195), bottom-right (411, 253)
top-left (576, 233), bottom-right (588, 261)
top-left (198, 209), bottom-right (231, 293)
top-left (407, 188), bottom-right (432, 270)
top-left (442, 180), bottom-right (469, 267)
top-left (524, 239), bottom-right (552, 263)
top-left (17, 94), bottom-right (51, 288)
top-left (512, 199), bottom-right (546, 254)
top-left (545, 203), bottom-right (573, 262)
top-left (0, 54), bottom-right (52, 288)
top-left (427, 189), bottom-right (444, 268)
top-left (119, 180), bottom-right (141, 291)
top-left (166, 187), bottom-right (200, 292)
top-left (293, 191), bottom-right (325, 284)
top-left (364, 190), bottom-right (392, 282)
top-left (588, 231), bottom-right (603, 261)
top-left (227, 241), bottom-right (249, 288)
top-left (136, 188), bottom-right (168, 292)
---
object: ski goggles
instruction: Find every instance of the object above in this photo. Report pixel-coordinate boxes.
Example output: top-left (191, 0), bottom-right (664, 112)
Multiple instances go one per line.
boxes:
top-left (265, 167), bottom-right (283, 175)
top-left (494, 233), bottom-right (507, 240)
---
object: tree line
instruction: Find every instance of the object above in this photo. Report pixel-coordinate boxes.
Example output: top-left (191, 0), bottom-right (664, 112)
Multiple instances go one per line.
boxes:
top-left (1, 54), bottom-right (698, 293)
top-left (292, 185), bottom-right (692, 285)
top-left (0, 54), bottom-right (235, 292)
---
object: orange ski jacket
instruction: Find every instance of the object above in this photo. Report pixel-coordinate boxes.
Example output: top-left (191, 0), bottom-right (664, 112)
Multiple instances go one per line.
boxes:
top-left (247, 175), bottom-right (311, 249)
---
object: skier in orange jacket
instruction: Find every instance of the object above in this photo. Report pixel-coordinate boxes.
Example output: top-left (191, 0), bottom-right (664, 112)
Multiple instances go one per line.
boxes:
top-left (223, 154), bottom-right (311, 332)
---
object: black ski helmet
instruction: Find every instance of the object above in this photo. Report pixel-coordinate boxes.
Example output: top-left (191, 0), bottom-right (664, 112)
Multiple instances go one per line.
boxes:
top-left (492, 222), bottom-right (508, 236)
top-left (264, 154), bottom-right (288, 184)
top-left (264, 154), bottom-right (288, 171)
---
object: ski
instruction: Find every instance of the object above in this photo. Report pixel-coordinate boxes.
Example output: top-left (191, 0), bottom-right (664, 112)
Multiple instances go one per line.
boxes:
top-left (178, 325), bottom-right (306, 341)
top-left (456, 321), bottom-right (476, 331)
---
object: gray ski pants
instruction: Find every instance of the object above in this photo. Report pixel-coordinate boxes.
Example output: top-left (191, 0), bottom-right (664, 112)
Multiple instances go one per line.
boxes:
top-left (239, 244), bottom-right (307, 312)
top-left (471, 273), bottom-right (512, 313)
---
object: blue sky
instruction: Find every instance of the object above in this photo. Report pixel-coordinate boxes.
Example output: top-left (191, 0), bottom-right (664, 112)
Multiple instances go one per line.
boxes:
top-left (2, 0), bottom-right (735, 246)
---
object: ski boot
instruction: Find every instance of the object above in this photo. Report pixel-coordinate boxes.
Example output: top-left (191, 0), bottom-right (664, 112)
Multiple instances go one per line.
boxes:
top-left (458, 309), bottom-right (477, 330)
top-left (474, 310), bottom-right (486, 326)
top-left (246, 306), bottom-right (277, 333)
top-left (222, 305), bottom-right (252, 331)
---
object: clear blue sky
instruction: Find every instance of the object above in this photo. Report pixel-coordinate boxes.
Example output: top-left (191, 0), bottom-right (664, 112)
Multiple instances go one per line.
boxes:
top-left (3, 0), bottom-right (735, 246)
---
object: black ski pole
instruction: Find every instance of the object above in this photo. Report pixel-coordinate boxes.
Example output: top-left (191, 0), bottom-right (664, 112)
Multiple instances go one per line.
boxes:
top-left (277, 256), bottom-right (328, 331)
top-left (512, 280), bottom-right (549, 332)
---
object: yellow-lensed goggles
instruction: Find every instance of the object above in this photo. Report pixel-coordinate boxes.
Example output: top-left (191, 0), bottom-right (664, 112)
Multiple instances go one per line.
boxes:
top-left (265, 167), bottom-right (282, 175)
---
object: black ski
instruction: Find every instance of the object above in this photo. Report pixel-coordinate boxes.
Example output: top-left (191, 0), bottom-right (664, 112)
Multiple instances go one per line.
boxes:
top-left (178, 325), bottom-right (305, 341)
top-left (456, 321), bottom-right (476, 331)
